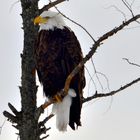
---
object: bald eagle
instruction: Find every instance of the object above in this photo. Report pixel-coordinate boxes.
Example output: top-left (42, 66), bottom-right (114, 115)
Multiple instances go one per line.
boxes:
top-left (34, 11), bottom-right (85, 131)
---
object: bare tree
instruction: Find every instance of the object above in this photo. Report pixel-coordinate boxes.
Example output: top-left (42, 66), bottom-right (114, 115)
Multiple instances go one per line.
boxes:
top-left (2, 0), bottom-right (140, 140)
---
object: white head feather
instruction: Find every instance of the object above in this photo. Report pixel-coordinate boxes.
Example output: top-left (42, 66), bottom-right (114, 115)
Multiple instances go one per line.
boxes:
top-left (39, 11), bottom-right (66, 31)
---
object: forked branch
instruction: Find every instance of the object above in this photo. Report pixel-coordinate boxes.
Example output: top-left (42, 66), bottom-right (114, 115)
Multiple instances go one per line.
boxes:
top-left (37, 76), bottom-right (140, 124)
top-left (83, 77), bottom-right (140, 103)
top-left (64, 14), bottom-right (140, 94)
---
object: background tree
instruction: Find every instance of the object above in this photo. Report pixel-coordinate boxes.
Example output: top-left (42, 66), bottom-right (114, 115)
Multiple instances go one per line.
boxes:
top-left (1, 0), bottom-right (140, 140)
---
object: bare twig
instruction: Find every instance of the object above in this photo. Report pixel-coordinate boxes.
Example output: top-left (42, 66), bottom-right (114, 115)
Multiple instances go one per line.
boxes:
top-left (9, 0), bottom-right (20, 13)
top-left (48, 0), bottom-right (96, 43)
top-left (56, 11), bottom-right (96, 43)
top-left (39, 114), bottom-right (54, 127)
top-left (41, 135), bottom-right (49, 140)
top-left (0, 119), bottom-right (6, 135)
top-left (3, 111), bottom-right (17, 123)
top-left (123, 25), bottom-right (140, 30)
top-left (104, 5), bottom-right (127, 20)
top-left (91, 58), bottom-right (104, 91)
top-left (122, 0), bottom-right (134, 17)
top-left (39, 0), bottom-right (67, 13)
top-left (8, 103), bottom-right (19, 116)
top-left (96, 71), bottom-right (110, 91)
top-left (83, 77), bottom-right (140, 103)
top-left (87, 58), bottom-right (110, 94)
top-left (3, 103), bottom-right (21, 123)
top-left (123, 58), bottom-right (140, 67)
top-left (39, 127), bottom-right (51, 136)
top-left (85, 66), bottom-right (97, 91)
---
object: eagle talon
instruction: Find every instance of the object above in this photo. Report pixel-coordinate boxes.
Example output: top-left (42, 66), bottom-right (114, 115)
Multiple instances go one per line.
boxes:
top-left (53, 95), bottom-right (62, 103)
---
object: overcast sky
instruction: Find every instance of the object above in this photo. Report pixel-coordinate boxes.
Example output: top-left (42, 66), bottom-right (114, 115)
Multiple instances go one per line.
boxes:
top-left (0, 0), bottom-right (140, 140)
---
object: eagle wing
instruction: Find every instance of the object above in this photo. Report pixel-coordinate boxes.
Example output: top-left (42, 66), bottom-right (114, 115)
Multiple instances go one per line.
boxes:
top-left (34, 27), bottom-right (85, 97)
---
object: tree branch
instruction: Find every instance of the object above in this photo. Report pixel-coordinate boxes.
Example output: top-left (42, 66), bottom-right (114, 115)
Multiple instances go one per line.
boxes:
top-left (39, 127), bottom-right (51, 137)
top-left (41, 135), bottom-right (49, 140)
top-left (3, 103), bottom-right (21, 124)
top-left (83, 77), bottom-right (140, 103)
top-left (8, 103), bottom-right (19, 116)
top-left (3, 111), bottom-right (18, 123)
top-left (39, 114), bottom-right (54, 127)
top-left (123, 58), bottom-right (140, 67)
top-left (36, 77), bottom-right (140, 127)
top-left (35, 102), bottom-right (53, 120)
top-left (39, 0), bottom-right (67, 13)
top-left (63, 14), bottom-right (140, 94)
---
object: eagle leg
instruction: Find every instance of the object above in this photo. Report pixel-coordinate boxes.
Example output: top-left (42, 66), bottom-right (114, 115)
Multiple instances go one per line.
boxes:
top-left (41, 94), bottom-right (63, 110)
top-left (53, 95), bottom-right (63, 103)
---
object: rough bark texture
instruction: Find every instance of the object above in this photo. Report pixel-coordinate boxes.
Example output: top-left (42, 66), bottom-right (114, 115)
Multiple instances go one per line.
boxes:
top-left (19, 0), bottom-right (39, 140)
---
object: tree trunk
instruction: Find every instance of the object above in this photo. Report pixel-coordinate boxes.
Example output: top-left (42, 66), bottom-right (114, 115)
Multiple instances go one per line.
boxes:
top-left (19, 1), bottom-right (39, 139)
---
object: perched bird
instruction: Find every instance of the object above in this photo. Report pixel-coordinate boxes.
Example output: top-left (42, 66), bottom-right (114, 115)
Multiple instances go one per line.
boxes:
top-left (34, 10), bottom-right (85, 131)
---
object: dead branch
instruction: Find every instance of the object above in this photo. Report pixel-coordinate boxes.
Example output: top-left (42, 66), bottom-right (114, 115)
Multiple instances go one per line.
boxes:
top-left (41, 135), bottom-right (49, 140)
top-left (123, 58), bottom-right (140, 67)
top-left (8, 103), bottom-right (19, 116)
top-left (39, 127), bottom-right (51, 137)
top-left (39, 114), bottom-right (54, 127)
top-left (3, 103), bottom-right (21, 124)
top-left (64, 14), bottom-right (140, 95)
top-left (83, 77), bottom-right (140, 103)
top-left (91, 58), bottom-right (104, 91)
top-left (39, 0), bottom-right (67, 14)
top-left (3, 111), bottom-right (17, 123)
top-left (85, 66), bottom-right (97, 91)
top-left (122, 0), bottom-right (134, 17)
top-left (36, 77), bottom-right (140, 123)
top-left (35, 101), bottom-right (54, 120)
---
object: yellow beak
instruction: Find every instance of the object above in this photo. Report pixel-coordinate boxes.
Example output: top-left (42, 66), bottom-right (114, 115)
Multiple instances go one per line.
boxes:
top-left (34, 16), bottom-right (48, 25)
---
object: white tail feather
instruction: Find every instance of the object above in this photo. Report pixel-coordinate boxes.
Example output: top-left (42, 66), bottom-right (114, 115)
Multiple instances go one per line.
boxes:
top-left (52, 89), bottom-right (76, 131)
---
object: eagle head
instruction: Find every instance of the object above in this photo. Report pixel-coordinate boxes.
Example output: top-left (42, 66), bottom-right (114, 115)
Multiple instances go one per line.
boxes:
top-left (34, 10), bottom-right (66, 30)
